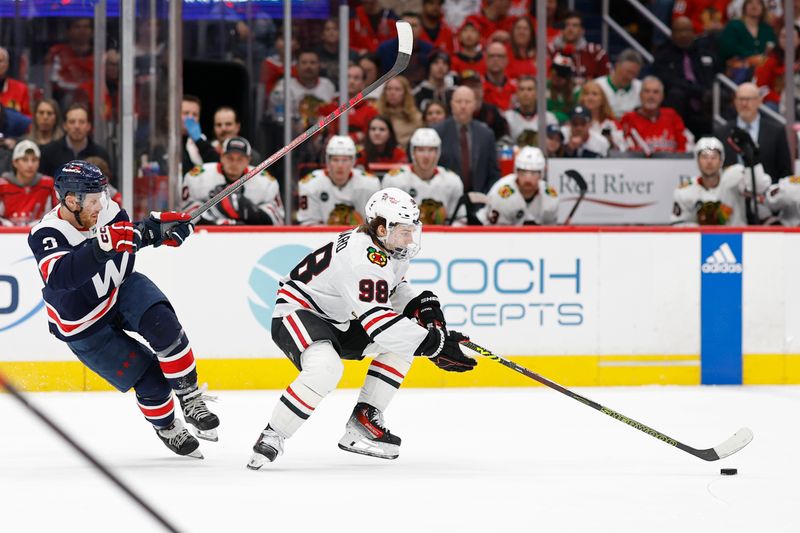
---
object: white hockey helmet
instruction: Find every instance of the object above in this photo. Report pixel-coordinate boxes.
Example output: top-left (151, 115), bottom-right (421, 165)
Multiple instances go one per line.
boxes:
top-left (515, 146), bottom-right (546, 172)
top-left (326, 135), bottom-right (357, 159)
top-left (409, 127), bottom-right (442, 167)
top-left (365, 187), bottom-right (422, 260)
top-left (694, 136), bottom-right (724, 158)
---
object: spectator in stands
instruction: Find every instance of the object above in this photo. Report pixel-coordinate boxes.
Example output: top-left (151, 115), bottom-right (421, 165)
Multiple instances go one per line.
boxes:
top-left (231, 19), bottom-right (276, 77)
top-left (433, 85), bottom-right (500, 193)
top-left (358, 53), bottom-right (382, 100)
top-left (0, 47), bottom-right (30, 116)
top-left (459, 70), bottom-right (509, 141)
top-left (211, 106), bottom-right (263, 163)
top-left (356, 115), bottom-right (408, 171)
top-left (180, 94), bottom-right (218, 173)
top-left (653, 16), bottom-right (719, 138)
top-left (320, 64), bottom-right (378, 145)
top-left (378, 12), bottom-right (433, 87)
top-left (543, 123), bottom-right (566, 157)
top-left (672, 136), bottom-right (771, 226)
top-left (714, 82), bottom-right (792, 184)
top-left (383, 127), bottom-right (465, 225)
top-left (419, 0), bottom-right (455, 54)
top-left (315, 19), bottom-right (358, 88)
top-left (578, 79), bottom-right (627, 153)
top-left (718, 0), bottom-right (777, 82)
top-left (672, 0), bottom-right (728, 34)
top-left (45, 18), bottom-right (94, 107)
top-left (465, 0), bottom-right (515, 44)
top-left (24, 99), bottom-right (63, 147)
top-left (0, 104), bottom-right (32, 141)
top-left (533, 0), bottom-right (567, 42)
top-left (594, 49), bottom-right (643, 118)
top-left (260, 33), bottom-right (299, 95)
top-left (413, 51), bottom-right (454, 111)
top-left (505, 16), bottom-right (538, 80)
top-left (349, 0), bottom-right (399, 54)
top-left (562, 105), bottom-right (610, 158)
top-left (451, 20), bottom-right (487, 76)
top-left (39, 103), bottom-right (111, 180)
top-left (547, 10), bottom-right (611, 87)
top-left (621, 76), bottom-right (689, 155)
top-left (504, 76), bottom-right (558, 144)
top-left (183, 136), bottom-right (284, 226)
top-left (376, 75), bottom-right (423, 147)
top-left (547, 53), bottom-right (577, 124)
top-left (423, 100), bottom-right (448, 126)
top-left (75, 49), bottom-right (120, 122)
top-left (443, 0), bottom-right (481, 30)
top-left (297, 135), bottom-right (380, 225)
top-left (0, 140), bottom-right (57, 226)
top-left (483, 42), bottom-right (516, 111)
top-left (480, 146), bottom-right (559, 225)
top-left (755, 24), bottom-right (800, 115)
top-left (269, 49), bottom-right (336, 124)
top-left (727, 0), bottom-right (782, 26)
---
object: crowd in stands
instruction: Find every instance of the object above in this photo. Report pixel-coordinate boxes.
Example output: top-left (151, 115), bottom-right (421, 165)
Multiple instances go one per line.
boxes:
top-left (1, 0), bottom-right (800, 228)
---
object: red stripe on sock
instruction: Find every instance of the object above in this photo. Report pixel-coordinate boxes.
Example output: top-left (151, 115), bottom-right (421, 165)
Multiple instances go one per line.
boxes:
top-left (371, 360), bottom-right (404, 378)
top-left (160, 349), bottom-right (196, 374)
top-left (139, 398), bottom-right (175, 418)
top-left (286, 386), bottom-right (315, 411)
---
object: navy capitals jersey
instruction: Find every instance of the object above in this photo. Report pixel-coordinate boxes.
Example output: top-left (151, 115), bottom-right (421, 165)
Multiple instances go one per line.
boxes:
top-left (28, 202), bottom-right (136, 341)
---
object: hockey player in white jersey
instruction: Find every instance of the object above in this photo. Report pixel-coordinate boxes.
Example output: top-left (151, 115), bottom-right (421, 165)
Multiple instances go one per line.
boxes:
top-left (247, 187), bottom-right (476, 469)
top-left (671, 137), bottom-right (771, 226)
top-left (182, 136), bottom-right (284, 225)
top-left (480, 146), bottom-right (559, 225)
top-left (382, 128), bottom-right (465, 225)
top-left (765, 176), bottom-right (800, 226)
top-left (296, 135), bottom-right (380, 225)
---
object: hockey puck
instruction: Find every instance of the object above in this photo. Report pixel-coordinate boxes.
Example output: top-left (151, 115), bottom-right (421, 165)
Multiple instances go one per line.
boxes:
top-left (720, 468), bottom-right (738, 475)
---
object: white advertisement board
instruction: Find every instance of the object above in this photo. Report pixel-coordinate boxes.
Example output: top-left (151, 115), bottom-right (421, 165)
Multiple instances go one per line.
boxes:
top-left (549, 158), bottom-right (697, 225)
top-left (1, 229), bottom-right (700, 362)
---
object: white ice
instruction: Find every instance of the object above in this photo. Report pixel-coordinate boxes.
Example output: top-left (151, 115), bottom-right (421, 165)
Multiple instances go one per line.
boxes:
top-left (2, 386), bottom-right (798, 533)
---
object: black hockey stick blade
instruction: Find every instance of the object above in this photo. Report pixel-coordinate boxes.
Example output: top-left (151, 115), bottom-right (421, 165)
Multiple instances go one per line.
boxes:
top-left (563, 169), bottom-right (587, 225)
top-left (459, 340), bottom-right (754, 462)
top-left (170, 21), bottom-right (413, 232)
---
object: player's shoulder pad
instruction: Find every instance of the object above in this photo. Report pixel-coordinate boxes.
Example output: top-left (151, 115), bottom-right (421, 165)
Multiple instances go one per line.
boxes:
top-left (299, 171), bottom-right (318, 184)
top-left (259, 168), bottom-right (277, 181)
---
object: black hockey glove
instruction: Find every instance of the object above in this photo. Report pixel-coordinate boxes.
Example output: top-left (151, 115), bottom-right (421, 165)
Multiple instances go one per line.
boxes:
top-left (403, 290), bottom-right (445, 331)
top-left (218, 192), bottom-right (273, 225)
top-left (415, 329), bottom-right (477, 373)
top-left (137, 211), bottom-right (194, 248)
top-left (728, 126), bottom-right (759, 167)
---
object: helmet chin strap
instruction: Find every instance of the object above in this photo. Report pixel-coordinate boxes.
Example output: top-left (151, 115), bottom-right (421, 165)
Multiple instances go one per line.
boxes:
top-left (64, 195), bottom-right (86, 228)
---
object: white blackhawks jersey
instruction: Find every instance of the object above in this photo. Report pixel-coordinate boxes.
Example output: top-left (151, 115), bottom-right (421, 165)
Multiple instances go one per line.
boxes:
top-left (765, 175), bottom-right (800, 226)
top-left (479, 173), bottom-right (560, 225)
top-left (671, 163), bottom-right (771, 226)
top-left (381, 164), bottom-right (465, 225)
top-left (273, 230), bottom-right (428, 356)
top-left (296, 168), bottom-right (380, 225)
top-left (181, 162), bottom-right (284, 225)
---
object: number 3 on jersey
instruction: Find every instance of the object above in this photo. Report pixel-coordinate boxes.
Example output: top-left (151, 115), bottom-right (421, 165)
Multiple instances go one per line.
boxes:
top-left (359, 279), bottom-right (388, 303)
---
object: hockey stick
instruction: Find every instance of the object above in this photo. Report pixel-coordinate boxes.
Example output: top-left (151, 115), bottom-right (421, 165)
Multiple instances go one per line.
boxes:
top-left (459, 341), bottom-right (754, 462)
top-left (0, 372), bottom-right (182, 532)
top-left (165, 21), bottom-right (413, 235)
top-left (726, 127), bottom-right (760, 225)
top-left (563, 169), bottom-right (587, 225)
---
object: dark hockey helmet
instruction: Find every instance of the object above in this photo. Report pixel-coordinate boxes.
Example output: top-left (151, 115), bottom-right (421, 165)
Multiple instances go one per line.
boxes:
top-left (54, 160), bottom-right (108, 201)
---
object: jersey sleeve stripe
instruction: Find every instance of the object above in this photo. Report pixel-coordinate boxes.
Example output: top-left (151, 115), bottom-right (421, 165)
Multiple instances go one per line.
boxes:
top-left (358, 306), bottom-right (393, 322)
top-left (277, 289), bottom-right (311, 309)
top-left (38, 251), bottom-right (68, 282)
top-left (362, 311), bottom-right (399, 333)
top-left (367, 315), bottom-right (406, 341)
top-left (45, 287), bottom-right (119, 337)
top-left (285, 281), bottom-right (325, 314)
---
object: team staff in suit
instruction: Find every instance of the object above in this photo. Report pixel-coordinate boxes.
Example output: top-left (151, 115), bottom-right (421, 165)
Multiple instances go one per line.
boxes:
top-left (714, 82), bottom-right (792, 184)
top-left (432, 86), bottom-right (499, 193)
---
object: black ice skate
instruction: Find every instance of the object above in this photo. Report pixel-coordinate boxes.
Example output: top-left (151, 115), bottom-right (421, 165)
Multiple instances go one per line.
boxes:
top-left (156, 419), bottom-right (203, 459)
top-left (179, 384), bottom-right (220, 442)
top-left (338, 402), bottom-right (401, 460)
top-left (247, 426), bottom-right (285, 470)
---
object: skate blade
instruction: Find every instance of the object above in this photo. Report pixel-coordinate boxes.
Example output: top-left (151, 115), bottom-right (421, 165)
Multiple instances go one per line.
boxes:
top-left (247, 452), bottom-right (269, 470)
top-left (337, 441), bottom-right (398, 460)
top-left (193, 428), bottom-right (218, 442)
top-left (186, 448), bottom-right (204, 459)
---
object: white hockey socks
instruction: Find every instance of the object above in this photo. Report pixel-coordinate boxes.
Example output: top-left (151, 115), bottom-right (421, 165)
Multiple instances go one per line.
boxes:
top-left (357, 352), bottom-right (413, 412)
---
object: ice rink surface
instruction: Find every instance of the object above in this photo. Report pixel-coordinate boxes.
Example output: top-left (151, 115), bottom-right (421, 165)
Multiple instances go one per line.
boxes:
top-left (2, 385), bottom-right (798, 533)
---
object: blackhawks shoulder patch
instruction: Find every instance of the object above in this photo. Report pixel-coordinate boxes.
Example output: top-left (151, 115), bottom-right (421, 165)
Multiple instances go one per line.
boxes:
top-left (188, 166), bottom-right (204, 176)
top-left (366, 246), bottom-right (388, 267)
top-left (545, 185), bottom-right (557, 197)
top-left (498, 184), bottom-right (515, 198)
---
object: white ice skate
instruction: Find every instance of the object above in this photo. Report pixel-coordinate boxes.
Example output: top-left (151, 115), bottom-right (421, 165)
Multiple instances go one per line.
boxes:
top-left (247, 426), bottom-right (285, 470)
top-left (338, 403), bottom-right (400, 460)
top-left (156, 418), bottom-right (203, 459)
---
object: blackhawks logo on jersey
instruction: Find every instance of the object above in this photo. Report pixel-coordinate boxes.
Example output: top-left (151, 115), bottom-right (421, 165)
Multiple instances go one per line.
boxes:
top-left (188, 166), bottom-right (204, 176)
top-left (366, 246), bottom-right (388, 267)
top-left (696, 201), bottom-right (733, 225)
top-left (419, 198), bottom-right (447, 225)
top-left (545, 185), bottom-right (557, 197)
top-left (498, 184), bottom-right (515, 198)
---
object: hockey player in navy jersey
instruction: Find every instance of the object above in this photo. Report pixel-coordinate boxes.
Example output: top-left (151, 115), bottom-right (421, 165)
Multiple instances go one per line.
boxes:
top-left (247, 187), bottom-right (477, 469)
top-left (28, 160), bottom-right (220, 458)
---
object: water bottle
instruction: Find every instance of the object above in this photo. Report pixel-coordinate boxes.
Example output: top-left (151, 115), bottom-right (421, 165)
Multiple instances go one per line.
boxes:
top-left (273, 87), bottom-right (284, 123)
